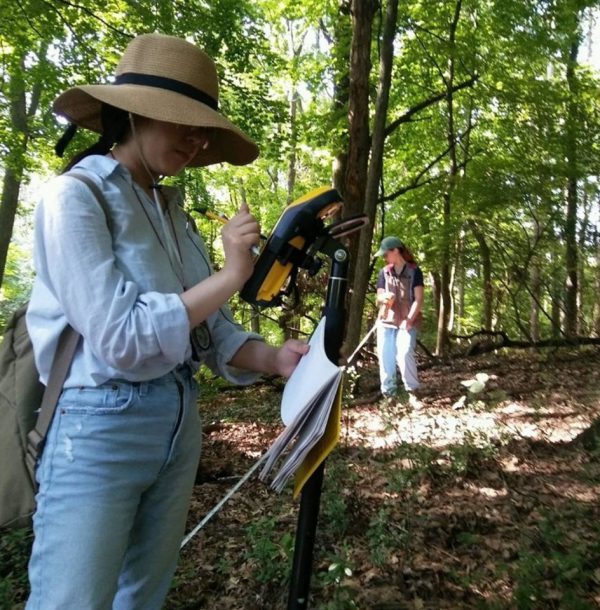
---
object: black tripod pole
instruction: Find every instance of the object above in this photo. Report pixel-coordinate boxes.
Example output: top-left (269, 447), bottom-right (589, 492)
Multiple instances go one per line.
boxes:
top-left (287, 243), bottom-right (349, 610)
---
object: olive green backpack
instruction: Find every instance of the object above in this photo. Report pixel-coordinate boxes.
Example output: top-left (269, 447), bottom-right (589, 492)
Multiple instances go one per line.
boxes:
top-left (0, 172), bottom-right (108, 529)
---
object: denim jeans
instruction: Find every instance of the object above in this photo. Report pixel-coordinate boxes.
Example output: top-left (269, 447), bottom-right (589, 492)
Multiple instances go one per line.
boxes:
top-left (26, 364), bottom-right (201, 610)
top-left (376, 323), bottom-right (420, 395)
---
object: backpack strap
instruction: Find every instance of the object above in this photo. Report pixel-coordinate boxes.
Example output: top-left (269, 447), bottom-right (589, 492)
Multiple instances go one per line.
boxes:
top-left (66, 170), bottom-right (112, 231)
top-left (25, 325), bottom-right (80, 475)
top-left (25, 172), bottom-right (110, 479)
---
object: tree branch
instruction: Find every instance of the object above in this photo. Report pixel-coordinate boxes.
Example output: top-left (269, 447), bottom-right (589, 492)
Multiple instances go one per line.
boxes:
top-left (451, 329), bottom-right (600, 356)
top-left (381, 123), bottom-right (474, 203)
top-left (384, 74), bottom-right (478, 138)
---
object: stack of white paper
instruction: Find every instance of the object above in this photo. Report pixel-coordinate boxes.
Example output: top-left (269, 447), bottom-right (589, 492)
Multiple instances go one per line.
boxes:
top-left (259, 317), bottom-right (343, 492)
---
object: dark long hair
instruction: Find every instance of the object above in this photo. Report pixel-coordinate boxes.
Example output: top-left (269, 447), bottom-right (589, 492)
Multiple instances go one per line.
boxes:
top-left (399, 245), bottom-right (417, 265)
top-left (59, 104), bottom-right (130, 172)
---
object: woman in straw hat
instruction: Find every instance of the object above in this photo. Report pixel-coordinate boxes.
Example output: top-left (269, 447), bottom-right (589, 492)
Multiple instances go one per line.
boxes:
top-left (25, 33), bottom-right (307, 610)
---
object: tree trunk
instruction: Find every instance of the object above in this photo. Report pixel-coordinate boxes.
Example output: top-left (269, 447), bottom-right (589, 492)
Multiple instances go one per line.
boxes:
top-left (469, 221), bottom-right (493, 331)
top-left (430, 270), bottom-right (441, 328)
top-left (0, 49), bottom-right (44, 288)
top-left (456, 233), bottom-right (465, 335)
top-left (594, 229), bottom-right (600, 337)
top-left (435, 0), bottom-right (462, 357)
top-left (337, 0), bottom-right (374, 348)
top-left (287, 90), bottom-right (299, 202)
top-left (0, 166), bottom-right (25, 289)
top-left (330, 1), bottom-right (352, 194)
top-left (250, 306), bottom-right (261, 334)
top-left (342, 0), bottom-right (376, 221)
top-left (0, 62), bottom-right (26, 289)
top-left (551, 250), bottom-right (563, 338)
top-left (530, 259), bottom-right (541, 342)
top-left (577, 185), bottom-right (589, 335)
top-left (338, 0), bottom-right (376, 343)
top-left (436, 210), bottom-right (453, 355)
top-left (345, 0), bottom-right (398, 352)
top-left (564, 38), bottom-right (579, 337)
top-left (286, 24), bottom-right (306, 203)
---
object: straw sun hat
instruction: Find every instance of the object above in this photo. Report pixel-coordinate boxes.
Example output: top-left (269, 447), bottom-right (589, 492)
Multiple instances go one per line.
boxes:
top-left (53, 33), bottom-right (259, 167)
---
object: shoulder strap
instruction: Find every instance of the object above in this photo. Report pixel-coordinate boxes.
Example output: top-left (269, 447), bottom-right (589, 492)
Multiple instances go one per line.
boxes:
top-left (26, 172), bottom-right (111, 475)
top-left (404, 265), bottom-right (419, 305)
top-left (66, 170), bottom-right (112, 231)
top-left (25, 325), bottom-right (80, 473)
top-left (381, 265), bottom-right (392, 294)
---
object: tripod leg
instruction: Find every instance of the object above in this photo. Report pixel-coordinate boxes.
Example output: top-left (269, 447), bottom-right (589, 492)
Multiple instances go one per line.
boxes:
top-left (287, 463), bottom-right (325, 610)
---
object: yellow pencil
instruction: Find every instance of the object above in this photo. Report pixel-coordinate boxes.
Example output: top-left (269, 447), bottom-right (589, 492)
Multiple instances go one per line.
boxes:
top-left (201, 209), bottom-right (260, 256)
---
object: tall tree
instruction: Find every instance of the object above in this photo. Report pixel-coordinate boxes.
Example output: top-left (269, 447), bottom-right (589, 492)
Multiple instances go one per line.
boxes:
top-left (0, 0), bottom-right (132, 290)
top-left (0, 45), bottom-right (44, 287)
top-left (562, 5), bottom-right (583, 338)
top-left (435, 0), bottom-right (463, 356)
top-left (345, 0), bottom-right (398, 351)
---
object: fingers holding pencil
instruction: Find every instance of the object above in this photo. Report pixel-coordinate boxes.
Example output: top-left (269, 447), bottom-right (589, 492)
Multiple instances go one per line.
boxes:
top-left (198, 204), bottom-right (261, 256)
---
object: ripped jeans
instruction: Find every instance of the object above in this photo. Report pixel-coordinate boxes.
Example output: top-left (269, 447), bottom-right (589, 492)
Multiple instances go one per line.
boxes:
top-left (26, 364), bottom-right (201, 610)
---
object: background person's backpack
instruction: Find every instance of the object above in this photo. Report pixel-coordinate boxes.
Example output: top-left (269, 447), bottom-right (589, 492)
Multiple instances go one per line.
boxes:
top-left (0, 171), bottom-right (108, 529)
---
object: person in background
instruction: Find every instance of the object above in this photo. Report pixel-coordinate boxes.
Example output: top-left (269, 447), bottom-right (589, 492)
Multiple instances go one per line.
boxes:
top-left (375, 236), bottom-right (424, 406)
top-left (25, 33), bottom-right (307, 610)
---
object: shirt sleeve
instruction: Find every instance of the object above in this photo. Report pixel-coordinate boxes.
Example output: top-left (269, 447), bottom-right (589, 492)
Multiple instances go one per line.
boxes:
top-left (34, 175), bottom-right (190, 373)
top-left (413, 266), bottom-right (424, 287)
top-left (203, 304), bottom-right (264, 385)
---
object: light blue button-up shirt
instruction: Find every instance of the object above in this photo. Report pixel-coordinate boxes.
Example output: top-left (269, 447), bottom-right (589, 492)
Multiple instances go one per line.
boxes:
top-left (26, 155), bottom-right (262, 388)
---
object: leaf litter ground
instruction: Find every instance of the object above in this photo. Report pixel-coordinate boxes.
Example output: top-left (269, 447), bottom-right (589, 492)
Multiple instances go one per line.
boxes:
top-left (168, 347), bottom-right (600, 610)
top-left (3, 348), bottom-right (598, 609)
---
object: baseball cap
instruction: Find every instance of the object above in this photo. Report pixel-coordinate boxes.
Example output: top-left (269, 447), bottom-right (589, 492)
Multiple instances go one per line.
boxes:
top-left (375, 236), bottom-right (404, 256)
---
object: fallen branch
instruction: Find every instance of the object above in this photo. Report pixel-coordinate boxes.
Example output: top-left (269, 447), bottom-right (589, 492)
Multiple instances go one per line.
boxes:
top-left (451, 330), bottom-right (600, 356)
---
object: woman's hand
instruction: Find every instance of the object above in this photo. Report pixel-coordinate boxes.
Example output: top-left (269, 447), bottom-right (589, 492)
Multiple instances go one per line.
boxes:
top-left (377, 291), bottom-right (394, 305)
top-left (228, 339), bottom-right (309, 378)
top-left (221, 202), bottom-right (260, 288)
top-left (273, 339), bottom-right (310, 378)
top-left (180, 202), bottom-right (259, 327)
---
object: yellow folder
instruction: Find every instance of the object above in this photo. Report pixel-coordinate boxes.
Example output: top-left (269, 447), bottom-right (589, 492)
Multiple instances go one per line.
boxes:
top-left (293, 379), bottom-right (343, 498)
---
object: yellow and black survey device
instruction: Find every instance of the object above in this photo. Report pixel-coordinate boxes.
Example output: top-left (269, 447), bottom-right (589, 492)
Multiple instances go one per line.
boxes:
top-left (240, 187), bottom-right (344, 307)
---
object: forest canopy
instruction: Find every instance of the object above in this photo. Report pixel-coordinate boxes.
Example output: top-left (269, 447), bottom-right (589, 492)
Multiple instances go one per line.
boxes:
top-left (0, 0), bottom-right (599, 356)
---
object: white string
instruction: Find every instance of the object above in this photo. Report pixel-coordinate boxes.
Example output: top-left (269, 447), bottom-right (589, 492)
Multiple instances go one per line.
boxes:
top-left (179, 322), bottom-right (378, 548)
top-left (180, 453), bottom-right (268, 548)
top-left (128, 113), bottom-right (183, 270)
top-left (152, 187), bottom-right (184, 267)
top-left (346, 321), bottom-right (377, 365)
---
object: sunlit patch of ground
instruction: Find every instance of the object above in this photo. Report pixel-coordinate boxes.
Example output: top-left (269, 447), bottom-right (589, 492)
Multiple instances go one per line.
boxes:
top-left (344, 396), bottom-right (596, 450)
top-left (169, 348), bottom-right (600, 610)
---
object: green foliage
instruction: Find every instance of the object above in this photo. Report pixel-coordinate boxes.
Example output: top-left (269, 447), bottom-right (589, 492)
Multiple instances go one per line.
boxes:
top-left (314, 548), bottom-right (358, 610)
top-left (386, 443), bottom-right (441, 492)
top-left (2, 0), bottom-right (600, 354)
top-left (320, 457), bottom-right (359, 540)
top-left (0, 527), bottom-right (33, 607)
top-left (366, 505), bottom-right (398, 568)
top-left (244, 516), bottom-right (294, 585)
top-left (512, 509), bottom-right (599, 609)
top-left (0, 241), bottom-right (33, 330)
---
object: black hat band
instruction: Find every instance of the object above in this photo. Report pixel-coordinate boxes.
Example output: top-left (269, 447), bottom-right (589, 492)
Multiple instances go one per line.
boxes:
top-left (115, 73), bottom-right (219, 111)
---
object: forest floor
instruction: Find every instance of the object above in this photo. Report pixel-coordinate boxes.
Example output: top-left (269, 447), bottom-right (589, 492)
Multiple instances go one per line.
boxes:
top-left (2, 347), bottom-right (599, 610)
top-left (166, 345), bottom-right (600, 610)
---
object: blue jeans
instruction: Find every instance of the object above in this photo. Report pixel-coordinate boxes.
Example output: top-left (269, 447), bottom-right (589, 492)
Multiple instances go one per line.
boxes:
top-left (26, 364), bottom-right (202, 610)
top-left (376, 323), bottom-right (420, 395)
